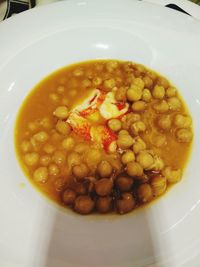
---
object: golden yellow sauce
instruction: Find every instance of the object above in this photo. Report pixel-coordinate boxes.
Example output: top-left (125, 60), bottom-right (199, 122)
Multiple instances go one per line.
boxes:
top-left (15, 60), bottom-right (193, 215)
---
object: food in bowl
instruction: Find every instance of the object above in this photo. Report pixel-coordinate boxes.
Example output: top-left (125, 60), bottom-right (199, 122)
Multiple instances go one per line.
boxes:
top-left (15, 60), bottom-right (193, 215)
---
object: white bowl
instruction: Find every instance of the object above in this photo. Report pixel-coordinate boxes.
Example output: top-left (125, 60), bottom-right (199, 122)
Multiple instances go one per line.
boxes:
top-left (1, 0), bottom-right (200, 266)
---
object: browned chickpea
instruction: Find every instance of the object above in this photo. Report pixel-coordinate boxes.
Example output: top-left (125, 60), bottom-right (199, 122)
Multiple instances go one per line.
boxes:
top-left (62, 189), bottom-right (77, 205)
top-left (132, 137), bottom-right (146, 154)
top-left (75, 183), bottom-right (88, 195)
top-left (116, 176), bottom-right (134, 192)
top-left (126, 161), bottom-right (143, 177)
top-left (95, 178), bottom-right (113, 196)
top-left (137, 184), bottom-right (153, 203)
top-left (116, 193), bottom-right (135, 214)
top-left (74, 195), bottom-right (95, 214)
top-left (96, 197), bottom-right (112, 213)
top-left (72, 163), bottom-right (89, 181)
top-left (97, 161), bottom-right (113, 178)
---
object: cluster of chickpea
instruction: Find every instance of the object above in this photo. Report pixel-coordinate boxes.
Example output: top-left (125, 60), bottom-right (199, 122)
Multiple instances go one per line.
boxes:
top-left (18, 60), bottom-right (193, 215)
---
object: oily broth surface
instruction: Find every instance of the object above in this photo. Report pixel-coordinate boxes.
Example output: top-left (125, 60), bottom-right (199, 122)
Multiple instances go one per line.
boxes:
top-left (15, 60), bottom-right (193, 214)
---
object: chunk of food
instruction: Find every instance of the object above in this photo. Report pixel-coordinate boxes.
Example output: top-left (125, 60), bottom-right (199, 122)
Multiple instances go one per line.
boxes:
top-left (74, 195), bottom-right (95, 214)
top-left (116, 193), bottom-right (135, 214)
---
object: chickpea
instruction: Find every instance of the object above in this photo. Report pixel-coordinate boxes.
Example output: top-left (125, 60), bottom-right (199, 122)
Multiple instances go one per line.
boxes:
top-left (62, 189), bottom-right (77, 205)
top-left (34, 131), bottom-right (49, 143)
top-left (117, 134), bottom-right (134, 149)
top-left (24, 152), bottom-right (39, 166)
top-left (53, 106), bottom-right (69, 119)
top-left (97, 161), bottom-right (113, 178)
top-left (151, 175), bottom-right (166, 196)
top-left (158, 115), bottom-right (172, 130)
top-left (118, 129), bottom-right (129, 136)
top-left (95, 178), bottom-right (113, 196)
top-left (137, 184), bottom-right (153, 203)
top-left (82, 79), bottom-right (92, 88)
top-left (174, 114), bottom-right (191, 129)
top-left (133, 78), bottom-right (145, 89)
top-left (153, 100), bottom-right (169, 113)
top-left (130, 121), bottom-right (146, 135)
top-left (133, 137), bottom-right (146, 154)
top-left (122, 113), bottom-right (141, 130)
top-left (21, 140), bottom-right (32, 153)
top-left (168, 97), bottom-right (181, 111)
top-left (74, 143), bottom-right (89, 154)
top-left (57, 85), bottom-right (65, 94)
top-left (142, 88), bottom-right (152, 102)
top-left (28, 121), bottom-right (39, 132)
top-left (49, 93), bottom-right (59, 102)
top-left (126, 161), bottom-right (143, 177)
top-left (93, 77), bottom-right (102, 86)
top-left (74, 183), bottom-right (87, 195)
top-left (74, 196), bottom-right (94, 214)
top-left (152, 85), bottom-right (165, 99)
top-left (143, 76), bottom-right (153, 88)
top-left (56, 120), bottom-right (71, 135)
top-left (33, 167), bottom-right (48, 183)
top-left (48, 163), bottom-right (60, 176)
top-left (51, 132), bottom-right (62, 142)
top-left (151, 133), bottom-right (166, 148)
top-left (40, 155), bottom-right (51, 166)
top-left (72, 163), bottom-right (89, 181)
top-left (166, 86), bottom-right (176, 97)
top-left (149, 154), bottom-right (165, 171)
top-left (162, 166), bottom-right (182, 183)
top-left (136, 151), bottom-right (154, 170)
top-left (176, 128), bottom-right (193, 143)
top-left (43, 144), bottom-right (55, 154)
top-left (106, 61), bottom-right (118, 72)
top-left (40, 117), bottom-right (52, 129)
top-left (116, 176), bottom-right (134, 192)
top-left (96, 197), bottom-right (112, 213)
top-left (69, 89), bottom-right (77, 97)
top-left (85, 148), bottom-right (102, 167)
top-left (67, 152), bottom-right (82, 167)
top-left (131, 101), bottom-right (146, 112)
top-left (127, 86), bottom-right (142, 102)
top-left (115, 86), bottom-right (127, 101)
top-left (121, 150), bottom-right (135, 165)
top-left (116, 193), bottom-right (135, 214)
top-left (52, 150), bottom-right (66, 165)
top-left (73, 68), bottom-right (84, 77)
top-left (62, 137), bottom-right (75, 151)
top-left (62, 98), bottom-right (69, 105)
top-left (157, 77), bottom-right (169, 88)
top-left (103, 79), bottom-right (116, 90)
top-left (108, 119), bottom-right (122, 132)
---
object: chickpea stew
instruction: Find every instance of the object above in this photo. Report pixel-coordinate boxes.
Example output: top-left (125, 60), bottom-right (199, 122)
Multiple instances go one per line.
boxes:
top-left (15, 60), bottom-right (193, 215)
